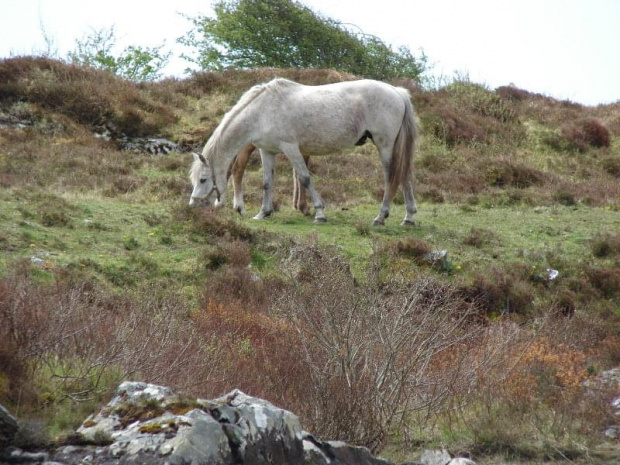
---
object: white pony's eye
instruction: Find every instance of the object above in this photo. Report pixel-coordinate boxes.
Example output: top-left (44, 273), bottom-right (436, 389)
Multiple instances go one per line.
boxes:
top-left (200, 178), bottom-right (207, 184)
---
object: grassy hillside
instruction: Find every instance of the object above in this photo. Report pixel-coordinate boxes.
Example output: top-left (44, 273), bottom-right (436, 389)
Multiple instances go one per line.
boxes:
top-left (1, 57), bottom-right (620, 463)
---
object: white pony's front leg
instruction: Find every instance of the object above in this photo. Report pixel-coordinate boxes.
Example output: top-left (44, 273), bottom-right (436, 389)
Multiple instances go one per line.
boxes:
top-left (253, 149), bottom-right (276, 220)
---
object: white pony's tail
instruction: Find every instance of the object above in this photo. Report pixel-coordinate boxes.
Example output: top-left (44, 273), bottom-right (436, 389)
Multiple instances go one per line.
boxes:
top-left (388, 88), bottom-right (419, 199)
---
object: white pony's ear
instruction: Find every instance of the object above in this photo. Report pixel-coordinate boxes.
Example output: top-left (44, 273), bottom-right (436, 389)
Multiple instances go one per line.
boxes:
top-left (192, 152), bottom-right (208, 164)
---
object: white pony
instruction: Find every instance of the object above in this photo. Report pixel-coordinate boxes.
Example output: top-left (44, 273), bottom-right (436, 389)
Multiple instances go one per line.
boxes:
top-left (190, 78), bottom-right (419, 225)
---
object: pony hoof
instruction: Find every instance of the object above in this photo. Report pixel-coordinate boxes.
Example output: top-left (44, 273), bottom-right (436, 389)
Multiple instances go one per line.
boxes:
top-left (401, 220), bottom-right (415, 227)
top-left (253, 210), bottom-right (272, 220)
top-left (372, 220), bottom-right (385, 226)
top-left (314, 217), bottom-right (327, 224)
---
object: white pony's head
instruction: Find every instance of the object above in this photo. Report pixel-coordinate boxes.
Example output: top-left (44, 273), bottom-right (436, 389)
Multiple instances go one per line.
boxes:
top-left (189, 152), bottom-right (217, 206)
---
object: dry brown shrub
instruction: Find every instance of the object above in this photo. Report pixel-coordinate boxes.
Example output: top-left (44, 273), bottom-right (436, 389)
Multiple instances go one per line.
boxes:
top-left (481, 159), bottom-right (546, 188)
top-left (561, 118), bottom-right (611, 151)
top-left (419, 172), bottom-right (486, 199)
top-left (586, 267), bottom-right (620, 298)
top-left (463, 228), bottom-right (498, 248)
top-left (427, 105), bottom-right (486, 146)
top-left (202, 239), bottom-right (251, 271)
top-left (181, 206), bottom-right (256, 243)
top-left (495, 85), bottom-right (534, 102)
top-left (601, 156), bottom-right (620, 178)
top-left (461, 267), bottom-right (535, 316)
top-left (106, 174), bottom-right (148, 196)
top-left (592, 233), bottom-right (620, 258)
top-left (395, 237), bottom-right (432, 261)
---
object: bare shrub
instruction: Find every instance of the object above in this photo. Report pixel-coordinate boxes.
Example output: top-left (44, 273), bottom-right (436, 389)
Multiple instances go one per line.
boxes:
top-left (272, 247), bottom-right (480, 452)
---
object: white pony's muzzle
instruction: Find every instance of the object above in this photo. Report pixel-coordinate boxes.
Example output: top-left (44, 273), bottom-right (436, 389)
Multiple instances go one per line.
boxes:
top-left (189, 196), bottom-right (207, 206)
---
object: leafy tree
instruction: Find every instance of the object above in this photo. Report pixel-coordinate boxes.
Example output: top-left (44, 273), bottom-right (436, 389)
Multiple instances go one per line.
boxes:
top-left (68, 26), bottom-right (171, 82)
top-left (179, 0), bottom-right (427, 81)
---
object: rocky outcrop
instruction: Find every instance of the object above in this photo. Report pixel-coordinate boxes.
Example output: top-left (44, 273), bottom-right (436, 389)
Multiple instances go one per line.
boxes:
top-left (1, 383), bottom-right (476, 464)
top-left (95, 126), bottom-right (179, 155)
top-left (39, 382), bottom-right (391, 464)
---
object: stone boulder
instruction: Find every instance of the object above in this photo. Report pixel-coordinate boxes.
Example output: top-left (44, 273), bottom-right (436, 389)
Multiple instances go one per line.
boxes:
top-left (45, 381), bottom-right (391, 465)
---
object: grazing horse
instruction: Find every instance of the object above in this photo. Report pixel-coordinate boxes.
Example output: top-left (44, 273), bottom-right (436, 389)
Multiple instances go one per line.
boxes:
top-left (190, 78), bottom-right (419, 225)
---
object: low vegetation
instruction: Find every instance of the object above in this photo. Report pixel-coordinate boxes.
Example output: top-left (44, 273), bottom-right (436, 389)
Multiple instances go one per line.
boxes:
top-left (1, 57), bottom-right (620, 463)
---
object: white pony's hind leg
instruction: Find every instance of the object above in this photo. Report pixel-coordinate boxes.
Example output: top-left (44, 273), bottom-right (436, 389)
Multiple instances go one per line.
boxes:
top-left (280, 143), bottom-right (326, 223)
top-left (401, 178), bottom-right (417, 226)
top-left (372, 145), bottom-right (394, 226)
top-left (253, 149), bottom-right (277, 220)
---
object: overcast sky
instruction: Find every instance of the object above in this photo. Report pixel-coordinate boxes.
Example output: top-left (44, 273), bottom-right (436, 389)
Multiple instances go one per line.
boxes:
top-left (1, 0), bottom-right (619, 106)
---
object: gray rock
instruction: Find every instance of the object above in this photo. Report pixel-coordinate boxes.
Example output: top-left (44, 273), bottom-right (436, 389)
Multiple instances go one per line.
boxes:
top-left (214, 389), bottom-right (305, 464)
top-left (321, 440), bottom-right (392, 465)
top-left (423, 250), bottom-right (449, 271)
top-left (0, 404), bottom-right (19, 449)
top-left (421, 449), bottom-right (451, 465)
top-left (1, 446), bottom-right (49, 463)
top-left (448, 458), bottom-right (476, 465)
top-left (119, 137), bottom-right (178, 155)
top-left (166, 411), bottom-right (231, 465)
top-left (29, 257), bottom-right (45, 267)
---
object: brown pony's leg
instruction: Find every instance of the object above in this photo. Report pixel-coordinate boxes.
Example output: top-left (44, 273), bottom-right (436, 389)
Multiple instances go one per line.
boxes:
top-left (231, 144), bottom-right (256, 215)
top-left (293, 155), bottom-right (311, 216)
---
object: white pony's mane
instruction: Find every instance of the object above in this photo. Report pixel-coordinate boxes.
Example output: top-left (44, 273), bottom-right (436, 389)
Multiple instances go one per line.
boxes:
top-left (203, 78), bottom-right (296, 160)
top-left (189, 158), bottom-right (202, 187)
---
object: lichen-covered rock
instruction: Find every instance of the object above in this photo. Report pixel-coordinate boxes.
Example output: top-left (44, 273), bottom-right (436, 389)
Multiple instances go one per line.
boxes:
top-left (46, 382), bottom-right (392, 465)
top-left (0, 403), bottom-right (18, 449)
